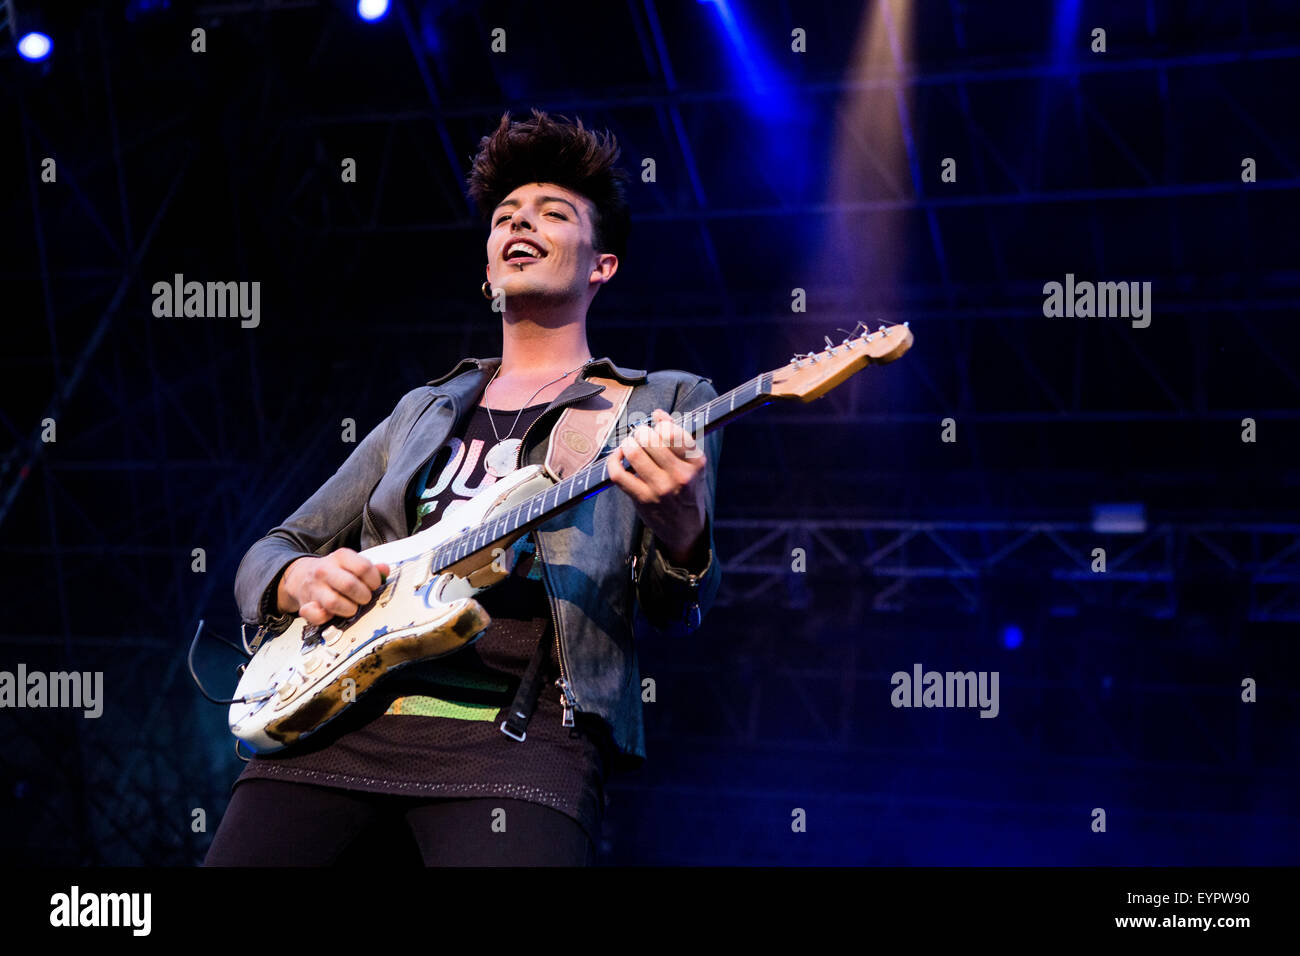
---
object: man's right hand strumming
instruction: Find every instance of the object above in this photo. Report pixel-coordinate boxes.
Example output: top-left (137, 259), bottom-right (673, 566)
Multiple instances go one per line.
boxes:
top-left (276, 548), bottom-right (392, 626)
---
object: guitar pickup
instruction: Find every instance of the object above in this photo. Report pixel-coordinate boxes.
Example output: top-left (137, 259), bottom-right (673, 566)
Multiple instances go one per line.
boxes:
top-left (300, 623), bottom-right (324, 648)
top-left (376, 572), bottom-right (396, 608)
top-left (408, 550), bottom-right (436, 591)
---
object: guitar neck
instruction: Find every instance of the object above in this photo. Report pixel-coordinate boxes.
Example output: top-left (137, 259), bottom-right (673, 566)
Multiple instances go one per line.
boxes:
top-left (428, 370), bottom-right (774, 573)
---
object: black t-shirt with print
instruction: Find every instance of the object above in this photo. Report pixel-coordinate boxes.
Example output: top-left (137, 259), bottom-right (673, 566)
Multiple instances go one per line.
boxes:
top-left (236, 400), bottom-right (617, 845)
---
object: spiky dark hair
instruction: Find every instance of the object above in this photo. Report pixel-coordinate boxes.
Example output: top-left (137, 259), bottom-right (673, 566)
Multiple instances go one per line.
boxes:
top-left (466, 108), bottom-right (631, 263)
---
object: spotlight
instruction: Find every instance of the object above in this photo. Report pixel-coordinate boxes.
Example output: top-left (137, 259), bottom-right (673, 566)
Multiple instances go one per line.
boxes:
top-left (17, 31), bottom-right (52, 61)
top-left (1001, 625), bottom-right (1023, 650)
top-left (1091, 502), bottom-right (1146, 534)
top-left (356, 0), bottom-right (389, 21)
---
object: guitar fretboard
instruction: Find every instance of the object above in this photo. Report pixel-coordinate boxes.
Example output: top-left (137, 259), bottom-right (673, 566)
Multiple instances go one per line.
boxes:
top-left (426, 369), bottom-right (774, 571)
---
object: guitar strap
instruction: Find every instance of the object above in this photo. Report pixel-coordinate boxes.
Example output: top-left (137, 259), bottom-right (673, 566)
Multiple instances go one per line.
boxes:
top-left (499, 629), bottom-right (555, 742)
top-left (541, 375), bottom-right (635, 482)
top-left (500, 374), bottom-right (635, 742)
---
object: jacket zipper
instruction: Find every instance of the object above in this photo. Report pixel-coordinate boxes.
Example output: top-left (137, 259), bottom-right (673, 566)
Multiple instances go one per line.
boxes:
top-left (361, 475), bottom-right (384, 545)
top-left (514, 389), bottom-right (584, 728)
top-left (683, 571), bottom-right (702, 630)
top-left (532, 530), bottom-right (577, 727)
top-left (679, 534), bottom-right (704, 630)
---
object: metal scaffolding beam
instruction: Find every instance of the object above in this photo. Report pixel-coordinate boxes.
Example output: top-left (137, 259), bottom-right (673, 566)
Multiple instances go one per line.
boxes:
top-left (713, 518), bottom-right (1300, 621)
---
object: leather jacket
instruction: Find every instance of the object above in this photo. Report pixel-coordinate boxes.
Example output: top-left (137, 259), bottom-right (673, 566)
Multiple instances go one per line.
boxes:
top-left (232, 355), bottom-right (723, 769)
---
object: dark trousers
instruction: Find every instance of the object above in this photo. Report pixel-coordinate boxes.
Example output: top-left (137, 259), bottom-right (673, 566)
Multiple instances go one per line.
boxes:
top-left (204, 777), bottom-right (595, 866)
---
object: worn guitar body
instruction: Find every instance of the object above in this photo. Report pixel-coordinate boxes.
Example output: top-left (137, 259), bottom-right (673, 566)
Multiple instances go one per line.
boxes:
top-left (229, 464), bottom-right (554, 753)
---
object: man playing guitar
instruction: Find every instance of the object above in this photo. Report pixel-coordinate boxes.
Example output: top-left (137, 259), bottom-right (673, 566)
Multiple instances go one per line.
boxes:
top-left (205, 109), bottom-right (722, 866)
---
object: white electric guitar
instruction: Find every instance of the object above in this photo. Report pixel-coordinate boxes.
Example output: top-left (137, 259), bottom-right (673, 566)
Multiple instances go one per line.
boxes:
top-left (228, 323), bottom-right (913, 752)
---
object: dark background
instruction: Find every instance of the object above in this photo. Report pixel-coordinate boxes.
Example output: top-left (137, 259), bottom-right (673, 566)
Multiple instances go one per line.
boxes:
top-left (1, 0), bottom-right (1297, 864)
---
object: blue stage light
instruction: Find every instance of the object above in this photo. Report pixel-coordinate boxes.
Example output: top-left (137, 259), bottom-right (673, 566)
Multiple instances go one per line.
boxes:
top-left (1052, 0), bottom-right (1082, 69)
top-left (701, 0), bottom-right (767, 96)
top-left (1002, 625), bottom-right (1023, 649)
top-left (17, 32), bottom-right (53, 61)
top-left (357, 0), bottom-right (390, 22)
top-left (695, 0), bottom-right (795, 125)
top-left (125, 0), bottom-right (171, 21)
top-left (1091, 502), bottom-right (1146, 534)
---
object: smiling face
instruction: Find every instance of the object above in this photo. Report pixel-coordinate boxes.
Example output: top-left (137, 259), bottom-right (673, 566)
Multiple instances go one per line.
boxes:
top-left (485, 181), bottom-right (617, 305)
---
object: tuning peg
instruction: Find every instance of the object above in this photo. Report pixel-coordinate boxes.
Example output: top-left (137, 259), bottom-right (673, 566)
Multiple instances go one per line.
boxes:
top-left (823, 335), bottom-right (839, 354)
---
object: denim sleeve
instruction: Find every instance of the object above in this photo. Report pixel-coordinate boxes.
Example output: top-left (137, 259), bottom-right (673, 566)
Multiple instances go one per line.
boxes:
top-left (631, 377), bottom-right (723, 637)
top-left (233, 410), bottom-right (395, 631)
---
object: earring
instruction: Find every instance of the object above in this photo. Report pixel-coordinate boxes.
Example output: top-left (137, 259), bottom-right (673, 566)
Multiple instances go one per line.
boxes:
top-left (482, 281), bottom-right (494, 300)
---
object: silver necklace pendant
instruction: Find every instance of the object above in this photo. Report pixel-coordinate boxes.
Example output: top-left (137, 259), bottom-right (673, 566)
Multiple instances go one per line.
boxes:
top-left (480, 356), bottom-right (591, 478)
top-left (484, 437), bottom-right (522, 478)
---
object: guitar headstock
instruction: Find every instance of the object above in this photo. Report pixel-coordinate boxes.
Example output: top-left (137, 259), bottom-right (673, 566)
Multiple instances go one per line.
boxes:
top-left (768, 321), bottom-right (914, 402)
